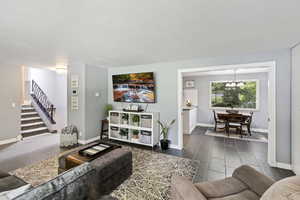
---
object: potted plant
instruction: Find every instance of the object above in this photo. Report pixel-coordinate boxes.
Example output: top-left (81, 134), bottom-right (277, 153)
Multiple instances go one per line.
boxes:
top-left (157, 119), bottom-right (176, 150)
top-left (105, 104), bottom-right (113, 119)
top-left (131, 130), bottom-right (139, 142)
top-left (122, 113), bottom-right (129, 124)
top-left (119, 129), bottom-right (128, 140)
top-left (132, 115), bottom-right (140, 126)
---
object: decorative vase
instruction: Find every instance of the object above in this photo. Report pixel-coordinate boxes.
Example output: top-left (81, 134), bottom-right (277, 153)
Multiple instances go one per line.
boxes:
top-left (160, 139), bottom-right (170, 150)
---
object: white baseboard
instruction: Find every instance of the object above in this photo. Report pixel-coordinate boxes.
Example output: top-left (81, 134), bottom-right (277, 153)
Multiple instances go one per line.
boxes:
top-left (277, 162), bottom-right (292, 170)
top-left (0, 135), bottom-right (22, 145)
top-left (251, 128), bottom-right (268, 133)
top-left (169, 144), bottom-right (182, 150)
top-left (197, 123), bottom-right (268, 133)
top-left (78, 136), bottom-right (99, 145)
top-left (197, 123), bottom-right (214, 128)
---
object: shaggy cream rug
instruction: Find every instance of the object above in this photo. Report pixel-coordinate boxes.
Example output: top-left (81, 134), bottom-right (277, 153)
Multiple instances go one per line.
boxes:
top-left (10, 146), bottom-right (196, 200)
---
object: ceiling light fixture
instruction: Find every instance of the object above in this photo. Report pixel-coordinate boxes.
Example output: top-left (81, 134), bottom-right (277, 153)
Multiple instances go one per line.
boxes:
top-left (225, 69), bottom-right (244, 88)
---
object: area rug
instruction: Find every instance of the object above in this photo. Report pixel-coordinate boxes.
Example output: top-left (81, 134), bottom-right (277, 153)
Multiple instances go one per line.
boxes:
top-left (10, 146), bottom-right (196, 200)
top-left (205, 129), bottom-right (268, 143)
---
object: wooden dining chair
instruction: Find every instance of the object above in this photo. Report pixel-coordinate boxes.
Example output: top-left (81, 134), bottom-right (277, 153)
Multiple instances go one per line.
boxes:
top-left (228, 114), bottom-right (244, 137)
top-left (213, 110), bottom-right (226, 132)
top-left (242, 112), bottom-right (253, 136)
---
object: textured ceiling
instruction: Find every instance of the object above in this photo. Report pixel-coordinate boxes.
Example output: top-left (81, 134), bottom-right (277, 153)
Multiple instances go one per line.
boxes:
top-left (1, 0), bottom-right (300, 67)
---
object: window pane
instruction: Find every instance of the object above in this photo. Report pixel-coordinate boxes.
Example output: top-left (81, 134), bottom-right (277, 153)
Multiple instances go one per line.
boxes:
top-left (211, 80), bottom-right (257, 109)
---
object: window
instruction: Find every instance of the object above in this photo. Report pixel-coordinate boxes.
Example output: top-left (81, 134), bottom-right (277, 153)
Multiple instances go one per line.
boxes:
top-left (210, 80), bottom-right (259, 110)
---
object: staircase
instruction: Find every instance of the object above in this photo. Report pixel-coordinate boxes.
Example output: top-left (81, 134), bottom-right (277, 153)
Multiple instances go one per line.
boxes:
top-left (21, 104), bottom-right (49, 138)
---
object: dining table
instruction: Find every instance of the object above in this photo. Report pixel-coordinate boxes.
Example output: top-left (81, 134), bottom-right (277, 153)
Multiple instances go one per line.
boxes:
top-left (217, 112), bottom-right (251, 135)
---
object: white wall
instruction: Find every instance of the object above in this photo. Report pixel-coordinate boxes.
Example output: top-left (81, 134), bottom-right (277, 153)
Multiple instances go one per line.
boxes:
top-left (292, 44), bottom-right (300, 174)
top-left (183, 72), bottom-right (269, 129)
top-left (28, 68), bottom-right (57, 103)
top-left (0, 65), bottom-right (21, 141)
top-left (27, 67), bottom-right (67, 131)
top-left (108, 49), bottom-right (292, 164)
top-left (55, 73), bottom-right (68, 131)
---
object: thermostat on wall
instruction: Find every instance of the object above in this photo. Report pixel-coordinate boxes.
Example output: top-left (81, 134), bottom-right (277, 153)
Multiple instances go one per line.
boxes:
top-left (71, 75), bottom-right (79, 88)
top-left (72, 89), bottom-right (78, 96)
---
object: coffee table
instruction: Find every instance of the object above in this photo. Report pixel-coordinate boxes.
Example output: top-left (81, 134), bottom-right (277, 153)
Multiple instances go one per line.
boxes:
top-left (65, 142), bottom-right (120, 170)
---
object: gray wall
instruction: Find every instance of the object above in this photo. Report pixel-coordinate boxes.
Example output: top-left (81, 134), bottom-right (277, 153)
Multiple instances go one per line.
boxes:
top-left (108, 49), bottom-right (291, 164)
top-left (68, 63), bottom-right (86, 140)
top-left (0, 65), bottom-right (21, 141)
top-left (68, 63), bottom-right (108, 141)
top-left (183, 73), bottom-right (269, 129)
top-left (85, 65), bottom-right (108, 140)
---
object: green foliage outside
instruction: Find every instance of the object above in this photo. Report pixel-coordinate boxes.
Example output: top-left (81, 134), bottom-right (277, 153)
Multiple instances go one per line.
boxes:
top-left (211, 81), bottom-right (257, 109)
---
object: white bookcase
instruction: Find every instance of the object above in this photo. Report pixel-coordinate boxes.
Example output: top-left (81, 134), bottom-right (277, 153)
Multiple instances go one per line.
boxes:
top-left (108, 110), bottom-right (160, 147)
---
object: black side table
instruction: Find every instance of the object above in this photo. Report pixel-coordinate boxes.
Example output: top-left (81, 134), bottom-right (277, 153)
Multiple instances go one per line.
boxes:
top-left (100, 119), bottom-right (109, 140)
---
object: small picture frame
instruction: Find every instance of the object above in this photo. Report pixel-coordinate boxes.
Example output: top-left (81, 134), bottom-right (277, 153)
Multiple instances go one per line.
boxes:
top-left (185, 80), bottom-right (195, 88)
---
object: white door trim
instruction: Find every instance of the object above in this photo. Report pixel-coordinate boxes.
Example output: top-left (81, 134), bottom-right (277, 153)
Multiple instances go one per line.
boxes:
top-left (177, 61), bottom-right (277, 167)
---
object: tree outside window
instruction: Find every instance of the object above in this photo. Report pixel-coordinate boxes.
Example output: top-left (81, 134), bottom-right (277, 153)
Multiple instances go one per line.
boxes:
top-left (211, 80), bottom-right (258, 110)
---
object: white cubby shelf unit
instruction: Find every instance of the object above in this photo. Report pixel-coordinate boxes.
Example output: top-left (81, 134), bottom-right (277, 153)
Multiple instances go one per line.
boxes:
top-left (108, 110), bottom-right (160, 147)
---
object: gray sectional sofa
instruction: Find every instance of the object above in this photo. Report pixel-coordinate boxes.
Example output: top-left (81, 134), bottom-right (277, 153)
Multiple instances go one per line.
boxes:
top-left (1, 147), bottom-right (132, 200)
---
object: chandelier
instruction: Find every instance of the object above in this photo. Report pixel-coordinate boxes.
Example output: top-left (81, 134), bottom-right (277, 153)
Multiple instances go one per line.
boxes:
top-left (225, 69), bottom-right (244, 88)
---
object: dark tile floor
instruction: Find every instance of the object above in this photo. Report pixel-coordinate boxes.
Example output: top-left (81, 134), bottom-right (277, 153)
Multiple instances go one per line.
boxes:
top-left (160, 127), bottom-right (294, 183)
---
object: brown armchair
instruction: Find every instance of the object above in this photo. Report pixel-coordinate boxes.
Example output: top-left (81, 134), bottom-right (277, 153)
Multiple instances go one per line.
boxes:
top-left (171, 165), bottom-right (275, 200)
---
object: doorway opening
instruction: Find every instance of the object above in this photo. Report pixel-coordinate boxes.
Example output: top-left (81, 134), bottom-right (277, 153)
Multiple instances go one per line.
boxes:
top-left (21, 66), bottom-right (68, 138)
top-left (177, 61), bottom-right (276, 167)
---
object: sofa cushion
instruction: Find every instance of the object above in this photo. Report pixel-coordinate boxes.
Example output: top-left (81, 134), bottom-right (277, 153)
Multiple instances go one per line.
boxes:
top-left (210, 190), bottom-right (259, 200)
top-left (232, 165), bottom-right (274, 196)
top-left (0, 175), bottom-right (27, 193)
top-left (171, 176), bottom-right (207, 200)
top-left (13, 163), bottom-right (97, 200)
top-left (0, 184), bottom-right (32, 199)
top-left (195, 177), bottom-right (248, 198)
top-left (0, 171), bottom-right (9, 179)
top-left (261, 176), bottom-right (300, 200)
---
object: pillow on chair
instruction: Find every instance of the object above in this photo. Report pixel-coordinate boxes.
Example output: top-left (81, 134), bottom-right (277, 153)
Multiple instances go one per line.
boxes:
top-left (261, 176), bottom-right (300, 200)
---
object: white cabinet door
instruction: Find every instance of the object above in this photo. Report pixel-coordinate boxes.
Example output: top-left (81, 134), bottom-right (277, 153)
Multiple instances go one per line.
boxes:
top-left (182, 110), bottom-right (190, 134)
top-left (292, 45), bottom-right (300, 174)
top-left (189, 108), bottom-right (198, 133)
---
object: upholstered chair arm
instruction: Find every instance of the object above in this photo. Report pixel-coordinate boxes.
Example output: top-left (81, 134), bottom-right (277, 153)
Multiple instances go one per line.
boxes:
top-left (171, 176), bottom-right (207, 200)
top-left (232, 165), bottom-right (275, 196)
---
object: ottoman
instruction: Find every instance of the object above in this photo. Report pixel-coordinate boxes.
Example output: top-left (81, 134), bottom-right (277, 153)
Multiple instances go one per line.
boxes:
top-left (58, 144), bottom-right (132, 195)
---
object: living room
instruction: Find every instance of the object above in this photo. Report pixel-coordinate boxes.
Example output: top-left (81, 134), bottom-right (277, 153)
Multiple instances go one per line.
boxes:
top-left (1, 1), bottom-right (300, 200)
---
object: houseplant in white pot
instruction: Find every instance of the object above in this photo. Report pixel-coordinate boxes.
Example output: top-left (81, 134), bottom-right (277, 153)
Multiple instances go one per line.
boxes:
top-left (131, 129), bottom-right (139, 143)
top-left (120, 129), bottom-right (128, 140)
top-left (132, 115), bottom-right (140, 127)
top-left (157, 119), bottom-right (176, 150)
top-left (122, 113), bottom-right (129, 125)
top-left (105, 104), bottom-right (113, 120)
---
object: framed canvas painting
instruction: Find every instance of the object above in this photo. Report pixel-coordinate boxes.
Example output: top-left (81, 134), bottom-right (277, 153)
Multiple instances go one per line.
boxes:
top-left (185, 80), bottom-right (195, 88)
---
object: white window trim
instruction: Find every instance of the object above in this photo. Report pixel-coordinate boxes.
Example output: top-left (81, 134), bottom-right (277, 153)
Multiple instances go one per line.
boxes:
top-left (208, 79), bottom-right (260, 111)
